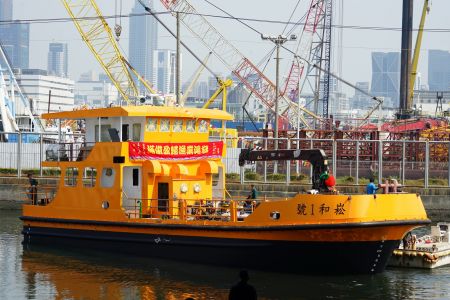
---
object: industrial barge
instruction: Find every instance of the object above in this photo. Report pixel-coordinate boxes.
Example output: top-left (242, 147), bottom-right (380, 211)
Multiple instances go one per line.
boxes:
top-left (21, 106), bottom-right (430, 274)
top-left (388, 222), bottom-right (450, 269)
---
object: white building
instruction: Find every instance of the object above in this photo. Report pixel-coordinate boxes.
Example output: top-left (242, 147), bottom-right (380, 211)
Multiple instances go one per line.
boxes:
top-left (11, 69), bottom-right (74, 129)
top-left (153, 49), bottom-right (181, 95)
top-left (74, 72), bottom-right (119, 107)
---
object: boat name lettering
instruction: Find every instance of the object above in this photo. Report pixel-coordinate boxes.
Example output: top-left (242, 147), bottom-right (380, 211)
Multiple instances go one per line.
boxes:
top-left (297, 203), bottom-right (307, 215)
top-left (297, 203), bottom-right (345, 216)
top-left (335, 203), bottom-right (346, 215)
top-left (129, 141), bottom-right (223, 160)
top-left (319, 204), bottom-right (330, 214)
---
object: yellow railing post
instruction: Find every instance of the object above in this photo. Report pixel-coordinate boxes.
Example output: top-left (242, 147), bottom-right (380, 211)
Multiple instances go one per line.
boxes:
top-left (230, 200), bottom-right (237, 222)
top-left (180, 199), bottom-right (186, 220)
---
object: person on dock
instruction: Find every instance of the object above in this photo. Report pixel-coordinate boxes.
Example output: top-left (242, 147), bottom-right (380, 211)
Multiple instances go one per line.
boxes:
top-left (229, 270), bottom-right (257, 300)
top-left (27, 173), bottom-right (38, 205)
top-left (247, 185), bottom-right (257, 200)
top-left (366, 178), bottom-right (378, 194)
top-left (244, 185), bottom-right (257, 213)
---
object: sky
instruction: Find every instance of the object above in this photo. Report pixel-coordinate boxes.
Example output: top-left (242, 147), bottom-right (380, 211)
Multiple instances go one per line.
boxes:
top-left (12, 0), bottom-right (450, 97)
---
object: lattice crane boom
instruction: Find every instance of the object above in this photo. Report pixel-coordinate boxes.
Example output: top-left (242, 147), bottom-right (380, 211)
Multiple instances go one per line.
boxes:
top-left (160, 0), bottom-right (321, 128)
top-left (61, 0), bottom-right (158, 103)
top-left (281, 0), bottom-right (325, 102)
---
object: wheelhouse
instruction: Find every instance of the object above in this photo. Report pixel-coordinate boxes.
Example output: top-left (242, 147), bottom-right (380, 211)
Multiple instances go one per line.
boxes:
top-left (40, 106), bottom-right (233, 220)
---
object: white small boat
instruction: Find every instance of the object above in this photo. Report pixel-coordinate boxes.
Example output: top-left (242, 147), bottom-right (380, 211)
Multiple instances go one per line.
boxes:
top-left (388, 223), bottom-right (450, 269)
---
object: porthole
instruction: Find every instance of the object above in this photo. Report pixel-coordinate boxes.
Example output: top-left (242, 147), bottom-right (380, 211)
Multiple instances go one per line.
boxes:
top-left (102, 201), bottom-right (109, 209)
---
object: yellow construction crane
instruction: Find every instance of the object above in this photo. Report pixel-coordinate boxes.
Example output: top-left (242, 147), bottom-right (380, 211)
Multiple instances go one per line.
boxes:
top-left (61, 0), bottom-right (159, 104)
top-left (409, 0), bottom-right (430, 109)
top-left (202, 78), bottom-right (233, 110)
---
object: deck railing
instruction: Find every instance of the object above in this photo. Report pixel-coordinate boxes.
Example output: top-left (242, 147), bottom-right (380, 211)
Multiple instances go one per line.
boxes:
top-left (22, 184), bottom-right (57, 206)
top-left (122, 197), bottom-right (262, 222)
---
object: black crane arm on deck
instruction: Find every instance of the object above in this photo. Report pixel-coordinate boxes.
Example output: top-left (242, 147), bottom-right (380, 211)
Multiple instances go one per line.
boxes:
top-left (239, 149), bottom-right (329, 191)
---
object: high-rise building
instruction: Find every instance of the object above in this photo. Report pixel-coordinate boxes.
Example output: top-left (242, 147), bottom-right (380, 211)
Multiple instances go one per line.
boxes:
top-left (129, 0), bottom-right (158, 93)
top-left (0, 0), bottom-right (12, 21)
top-left (428, 50), bottom-right (450, 91)
top-left (350, 82), bottom-right (371, 110)
top-left (371, 52), bottom-right (400, 108)
top-left (328, 77), bottom-right (348, 114)
top-left (0, 0), bottom-right (30, 70)
top-left (153, 50), bottom-right (181, 94)
top-left (47, 43), bottom-right (68, 78)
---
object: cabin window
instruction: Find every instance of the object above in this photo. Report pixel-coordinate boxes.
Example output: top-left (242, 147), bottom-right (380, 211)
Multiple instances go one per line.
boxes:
top-left (186, 120), bottom-right (195, 132)
top-left (101, 167), bottom-right (115, 188)
top-left (65, 167), bottom-right (78, 187)
top-left (146, 118), bottom-right (157, 132)
top-left (132, 124), bottom-right (141, 141)
top-left (173, 119), bottom-right (183, 132)
top-left (95, 125), bottom-right (112, 142)
top-left (83, 167), bottom-right (97, 188)
top-left (198, 120), bottom-right (209, 133)
top-left (132, 168), bottom-right (139, 186)
top-left (160, 119), bottom-right (170, 132)
top-left (122, 124), bottom-right (129, 141)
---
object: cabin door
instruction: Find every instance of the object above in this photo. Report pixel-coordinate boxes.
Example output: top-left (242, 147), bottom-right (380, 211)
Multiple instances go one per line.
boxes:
top-left (123, 167), bottom-right (142, 209)
top-left (157, 182), bottom-right (169, 212)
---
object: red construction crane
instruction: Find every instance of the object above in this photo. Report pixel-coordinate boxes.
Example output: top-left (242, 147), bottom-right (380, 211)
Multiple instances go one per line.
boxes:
top-left (160, 0), bottom-right (325, 129)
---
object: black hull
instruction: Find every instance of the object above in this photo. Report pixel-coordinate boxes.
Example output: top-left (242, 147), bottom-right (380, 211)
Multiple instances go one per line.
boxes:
top-left (22, 226), bottom-right (400, 274)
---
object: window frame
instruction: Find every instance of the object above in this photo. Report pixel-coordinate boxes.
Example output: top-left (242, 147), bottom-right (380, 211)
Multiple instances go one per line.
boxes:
top-left (146, 118), bottom-right (158, 132)
top-left (160, 118), bottom-right (170, 132)
top-left (82, 167), bottom-right (97, 188)
top-left (186, 120), bottom-right (196, 132)
top-left (173, 119), bottom-right (183, 132)
top-left (64, 167), bottom-right (79, 187)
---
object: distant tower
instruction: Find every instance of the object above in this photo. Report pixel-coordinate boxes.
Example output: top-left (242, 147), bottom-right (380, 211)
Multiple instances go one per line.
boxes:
top-left (0, 0), bottom-right (29, 69)
top-left (371, 52), bottom-right (400, 108)
top-left (153, 49), bottom-right (181, 94)
top-left (129, 0), bottom-right (158, 93)
top-left (0, 0), bottom-right (13, 21)
top-left (47, 43), bottom-right (68, 77)
top-left (428, 50), bottom-right (450, 91)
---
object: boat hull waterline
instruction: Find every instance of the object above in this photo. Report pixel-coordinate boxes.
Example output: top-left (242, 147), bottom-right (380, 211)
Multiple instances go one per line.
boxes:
top-left (21, 217), bottom-right (429, 274)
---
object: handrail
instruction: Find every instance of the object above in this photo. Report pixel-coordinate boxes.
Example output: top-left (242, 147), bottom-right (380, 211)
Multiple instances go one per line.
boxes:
top-left (22, 184), bottom-right (57, 206)
top-left (122, 197), bottom-right (260, 222)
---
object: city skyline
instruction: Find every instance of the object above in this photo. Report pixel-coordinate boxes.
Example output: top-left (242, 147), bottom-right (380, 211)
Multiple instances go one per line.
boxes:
top-left (129, 0), bottom-right (158, 93)
top-left (1, 1), bottom-right (450, 105)
top-left (0, 0), bottom-right (30, 70)
top-left (8, 1), bottom-right (450, 89)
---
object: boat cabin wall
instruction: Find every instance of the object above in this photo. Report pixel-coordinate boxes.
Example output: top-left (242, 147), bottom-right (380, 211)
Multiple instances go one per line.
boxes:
top-left (50, 164), bottom-right (122, 214)
top-left (140, 161), bottom-right (217, 217)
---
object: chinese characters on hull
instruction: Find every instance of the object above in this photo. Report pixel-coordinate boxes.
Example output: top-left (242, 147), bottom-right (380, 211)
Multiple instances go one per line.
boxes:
top-left (297, 202), bottom-right (346, 216)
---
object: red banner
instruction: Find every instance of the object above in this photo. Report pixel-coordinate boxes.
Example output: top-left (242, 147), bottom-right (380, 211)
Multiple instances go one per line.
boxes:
top-left (129, 141), bottom-right (224, 161)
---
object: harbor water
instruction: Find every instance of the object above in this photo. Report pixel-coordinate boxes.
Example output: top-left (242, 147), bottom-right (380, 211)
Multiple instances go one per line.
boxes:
top-left (1, 209), bottom-right (450, 300)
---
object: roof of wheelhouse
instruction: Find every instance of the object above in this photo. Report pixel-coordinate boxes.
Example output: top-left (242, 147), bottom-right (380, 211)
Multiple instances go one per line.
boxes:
top-left (41, 106), bottom-right (234, 121)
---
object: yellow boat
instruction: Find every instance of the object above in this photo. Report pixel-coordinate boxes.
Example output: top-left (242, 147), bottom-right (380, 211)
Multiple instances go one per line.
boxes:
top-left (21, 106), bottom-right (429, 274)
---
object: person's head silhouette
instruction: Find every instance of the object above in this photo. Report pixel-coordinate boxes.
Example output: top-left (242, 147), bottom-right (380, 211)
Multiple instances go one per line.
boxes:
top-left (239, 270), bottom-right (249, 282)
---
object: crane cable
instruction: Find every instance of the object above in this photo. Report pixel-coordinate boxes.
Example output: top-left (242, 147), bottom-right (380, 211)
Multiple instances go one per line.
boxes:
top-left (114, 0), bottom-right (123, 41)
top-left (137, 0), bottom-right (220, 80)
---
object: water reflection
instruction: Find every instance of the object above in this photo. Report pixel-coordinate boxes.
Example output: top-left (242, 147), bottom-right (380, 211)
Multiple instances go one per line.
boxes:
top-left (20, 244), bottom-right (425, 300)
top-left (22, 246), bottom-right (234, 300)
top-left (1, 209), bottom-right (449, 300)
